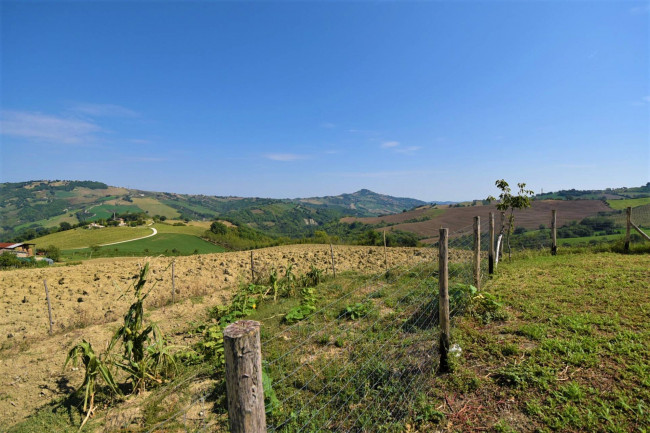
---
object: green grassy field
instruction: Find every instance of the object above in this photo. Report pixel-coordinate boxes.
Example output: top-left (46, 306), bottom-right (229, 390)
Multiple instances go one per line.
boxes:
top-left (63, 232), bottom-right (225, 258)
top-left (607, 197), bottom-right (650, 210)
top-left (33, 226), bottom-right (153, 250)
top-left (12, 212), bottom-right (79, 232)
top-left (152, 222), bottom-right (207, 236)
top-left (432, 252), bottom-right (650, 431)
top-left (557, 227), bottom-right (650, 246)
top-left (131, 197), bottom-right (181, 219)
top-left (84, 203), bottom-right (144, 221)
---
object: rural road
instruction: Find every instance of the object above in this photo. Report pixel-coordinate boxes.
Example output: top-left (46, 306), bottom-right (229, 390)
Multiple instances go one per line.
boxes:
top-left (99, 227), bottom-right (158, 246)
top-left (70, 227), bottom-right (158, 250)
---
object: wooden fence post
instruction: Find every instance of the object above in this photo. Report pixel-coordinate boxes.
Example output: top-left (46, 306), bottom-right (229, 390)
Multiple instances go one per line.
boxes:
top-left (171, 260), bottom-right (176, 304)
top-left (250, 250), bottom-right (255, 282)
top-left (438, 228), bottom-right (450, 373)
top-left (488, 212), bottom-right (495, 275)
top-left (473, 216), bottom-right (480, 290)
top-left (551, 210), bottom-right (557, 256)
top-left (330, 243), bottom-right (336, 278)
top-left (383, 229), bottom-right (388, 273)
top-left (625, 207), bottom-right (631, 253)
top-left (224, 320), bottom-right (267, 433)
top-left (43, 280), bottom-right (54, 335)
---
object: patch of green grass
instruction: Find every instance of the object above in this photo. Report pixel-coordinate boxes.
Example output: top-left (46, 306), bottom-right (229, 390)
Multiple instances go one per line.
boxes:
top-left (607, 197), bottom-right (650, 210)
top-left (131, 197), bottom-right (181, 219)
top-left (152, 222), bottom-right (206, 236)
top-left (63, 233), bottom-right (225, 258)
top-left (85, 203), bottom-right (144, 221)
top-left (33, 226), bottom-right (153, 249)
top-left (431, 252), bottom-right (650, 431)
top-left (6, 395), bottom-right (88, 433)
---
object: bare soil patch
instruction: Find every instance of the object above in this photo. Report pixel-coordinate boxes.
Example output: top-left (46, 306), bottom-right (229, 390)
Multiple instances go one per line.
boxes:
top-left (344, 200), bottom-right (611, 242)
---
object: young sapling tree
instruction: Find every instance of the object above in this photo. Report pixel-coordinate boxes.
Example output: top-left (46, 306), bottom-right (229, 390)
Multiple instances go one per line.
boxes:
top-left (487, 179), bottom-right (534, 259)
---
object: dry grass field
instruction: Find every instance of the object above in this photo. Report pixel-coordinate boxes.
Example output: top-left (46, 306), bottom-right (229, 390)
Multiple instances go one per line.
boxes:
top-left (0, 244), bottom-right (441, 426)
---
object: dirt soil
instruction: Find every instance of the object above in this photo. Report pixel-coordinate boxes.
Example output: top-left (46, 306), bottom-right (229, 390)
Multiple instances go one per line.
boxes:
top-left (343, 200), bottom-right (612, 243)
top-left (0, 244), bottom-right (439, 427)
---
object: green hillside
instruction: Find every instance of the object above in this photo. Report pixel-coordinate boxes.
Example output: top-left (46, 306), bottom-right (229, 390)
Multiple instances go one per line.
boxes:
top-left (607, 197), bottom-right (650, 210)
top-left (0, 180), bottom-right (428, 242)
top-left (32, 226), bottom-right (153, 250)
top-left (64, 232), bottom-right (225, 258)
top-left (536, 182), bottom-right (650, 200)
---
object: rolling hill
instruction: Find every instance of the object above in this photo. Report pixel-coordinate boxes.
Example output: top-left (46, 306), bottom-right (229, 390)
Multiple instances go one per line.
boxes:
top-left (0, 180), bottom-right (428, 242)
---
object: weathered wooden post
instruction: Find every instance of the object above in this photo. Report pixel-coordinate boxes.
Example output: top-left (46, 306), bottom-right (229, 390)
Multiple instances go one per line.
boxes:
top-left (329, 243), bottom-right (336, 278)
top-left (488, 212), bottom-right (495, 275)
top-left (473, 216), bottom-right (480, 290)
top-left (624, 207), bottom-right (631, 253)
top-left (383, 229), bottom-right (388, 273)
top-left (250, 250), bottom-right (255, 282)
top-left (171, 259), bottom-right (176, 304)
top-left (438, 228), bottom-right (450, 373)
top-left (551, 210), bottom-right (557, 256)
top-left (43, 280), bottom-right (54, 334)
top-left (224, 320), bottom-right (267, 433)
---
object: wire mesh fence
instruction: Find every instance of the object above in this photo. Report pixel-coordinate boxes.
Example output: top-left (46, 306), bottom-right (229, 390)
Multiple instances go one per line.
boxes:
top-left (130, 208), bottom-right (648, 432)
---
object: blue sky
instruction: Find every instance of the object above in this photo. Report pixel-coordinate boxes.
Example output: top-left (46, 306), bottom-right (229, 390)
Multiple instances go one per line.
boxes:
top-left (1, 1), bottom-right (648, 201)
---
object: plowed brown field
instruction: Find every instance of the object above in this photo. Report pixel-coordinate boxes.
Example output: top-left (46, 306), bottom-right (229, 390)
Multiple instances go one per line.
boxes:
top-left (343, 200), bottom-right (611, 243)
top-left (0, 244), bottom-right (440, 427)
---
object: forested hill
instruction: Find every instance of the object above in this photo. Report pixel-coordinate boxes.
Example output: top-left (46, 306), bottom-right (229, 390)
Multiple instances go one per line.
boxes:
top-left (297, 189), bottom-right (425, 215)
top-left (0, 180), bottom-right (428, 241)
top-left (535, 183), bottom-right (650, 200)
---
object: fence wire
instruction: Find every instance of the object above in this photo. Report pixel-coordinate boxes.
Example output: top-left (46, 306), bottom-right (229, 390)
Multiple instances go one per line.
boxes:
top-left (262, 245), bottom-right (476, 431)
top-left (138, 210), bottom-right (594, 432)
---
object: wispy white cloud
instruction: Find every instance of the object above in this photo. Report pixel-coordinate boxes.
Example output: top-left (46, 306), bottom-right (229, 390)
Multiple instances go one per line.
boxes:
top-left (69, 102), bottom-right (139, 118)
top-left (0, 110), bottom-right (102, 144)
top-left (264, 153), bottom-right (310, 162)
top-left (129, 138), bottom-right (152, 144)
top-left (631, 96), bottom-right (650, 106)
top-left (379, 140), bottom-right (421, 154)
top-left (124, 156), bottom-right (167, 163)
top-left (320, 122), bottom-right (336, 129)
top-left (394, 146), bottom-right (422, 154)
top-left (348, 128), bottom-right (381, 136)
top-left (630, 4), bottom-right (650, 14)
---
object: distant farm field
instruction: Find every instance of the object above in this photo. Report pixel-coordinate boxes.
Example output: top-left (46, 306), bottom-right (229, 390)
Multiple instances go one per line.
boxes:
top-left (345, 200), bottom-right (612, 243)
top-left (33, 226), bottom-right (153, 250)
top-left (131, 197), bottom-right (181, 219)
top-left (607, 197), bottom-right (650, 210)
top-left (65, 233), bottom-right (225, 257)
top-left (557, 227), bottom-right (650, 246)
top-left (152, 222), bottom-right (207, 236)
top-left (86, 203), bottom-right (143, 221)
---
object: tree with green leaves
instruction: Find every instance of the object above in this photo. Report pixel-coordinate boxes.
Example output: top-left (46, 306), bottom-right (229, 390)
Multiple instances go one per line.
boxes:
top-left (210, 221), bottom-right (228, 235)
top-left (487, 179), bottom-right (534, 259)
